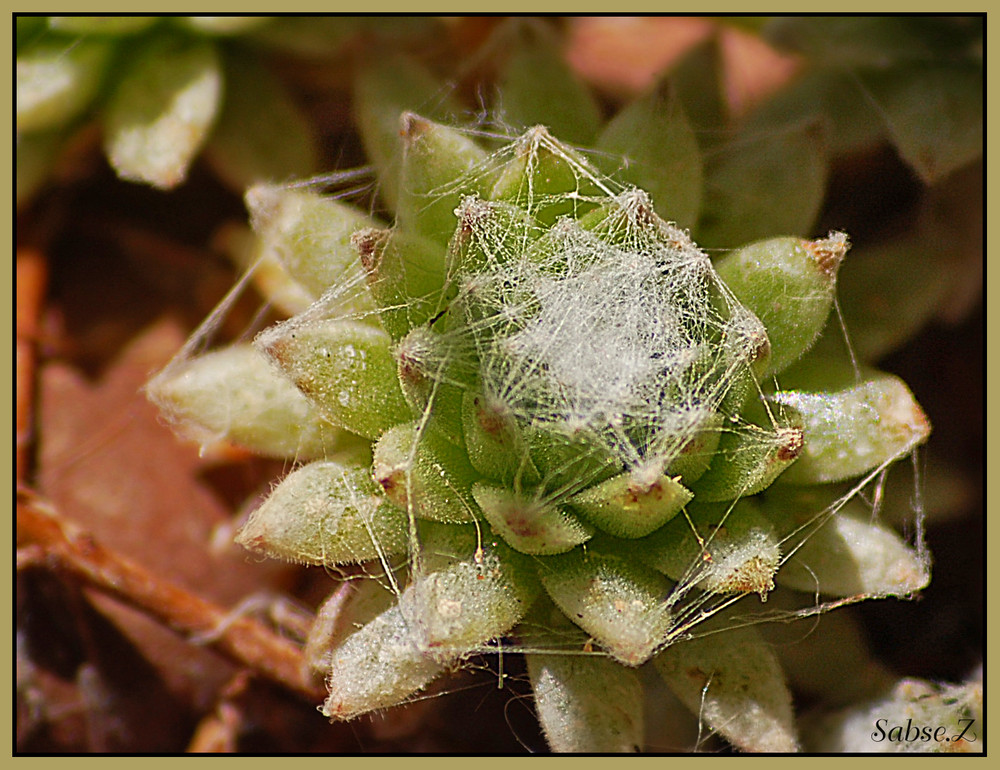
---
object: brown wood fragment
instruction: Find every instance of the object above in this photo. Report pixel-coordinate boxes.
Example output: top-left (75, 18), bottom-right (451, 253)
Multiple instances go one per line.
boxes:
top-left (16, 247), bottom-right (49, 482)
top-left (17, 486), bottom-right (325, 704)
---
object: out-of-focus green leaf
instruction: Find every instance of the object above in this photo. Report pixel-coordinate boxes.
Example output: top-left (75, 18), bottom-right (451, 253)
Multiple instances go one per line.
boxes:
top-left (812, 162), bottom-right (982, 360)
top-left (667, 35), bottom-right (728, 149)
top-left (103, 35), bottom-right (223, 188)
top-left (742, 68), bottom-right (885, 157)
top-left (860, 62), bottom-right (982, 184)
top-left (596, 82), bottom-right (703, 230)
top-left (204, 49), bottom-right (319, 191)
top-left (48, 16), bottom-right (160, 36)
top-left (248, 16), bottom-right (439, 57)
top-left (497, 22), bottom-right (602, 146)
top-left (16, 16), bottom-right (46, 46)
top-left (243, 15), bottom-right (362, 56)
top-left (697, 121), bottom-right (827, 248)
top-left (176, 16), bottom-right (271, 36)
top-left (763, 16), bottom-right (979, 69)
top-left (814, 228), bottom-right (952, 362)
top-left (17, 39), bottom-right (113, 133)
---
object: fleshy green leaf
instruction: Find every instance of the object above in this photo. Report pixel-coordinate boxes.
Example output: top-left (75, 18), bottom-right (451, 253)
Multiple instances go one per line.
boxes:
top-left (637, 498), bottom-right (780, 599)
top-left (449, 195), bottom-right (543, 277)
top-left (17, 39), bottom-right (113, 133)
top-left (236, 461), bottom-right (408, 566)
top-left (759, 487), bottom-right (931, 597)
top-left (666, 412), bottom-right (723, 486)
top-left (526, 612), bottom-right (645, 752)
top-left (472, 482), bottom-right (593, 555)
top-left (655, 623), bottom-right (799, 752)
top-left (715, 232), bottom-right (848, 375)
top-left (305, 577), bottom-right (401, 675)
top-left (204, 48), bottom-right (319, 192)
top-left (691, 418), bottom-right (804, 503)
top-left (697, 121), bottom-right (827, 248)
top-left (768, 369), bottom-right (931, 485)
top-left (461, 388), bottom-right (540, 485)
top-left (323, 521), bottom-right (539, 719)
top-left (323, 602), bottom-right (446, 720)
top-left (395, 325), bottom-right (471, 445)
top-left (352, 227), bottom-right (453, 341)
top-left (372, 421), bottom-right (482, 524)
top-left (103, 35), bottom-right (223, 188)
top-left (256, 318), bottom-right (411, 439)
top-left (527, 423), bottom-right (622, 499)
top-left (489, 126), bottom-right (605, 226)
top-left (568, 469), bottom-right (691, 539)
top-left (860, 62), bottom-right (982, 184)
top-left (145, 343), bottom-right (353, 460)
top-left (539, 546), bottom-right (674, 666)
top-left (244, 183), bottom-right (380, 313)
top-left (596, 81), bottom-right (703, 230)
top-left (497, 22), bottom-right (602, 146)
top-left (405, 521), bottom-right (540, 652)
top-left (218, 222), bottom-right (316, 316)
top-left (397, 113), bottom-right (491, 247)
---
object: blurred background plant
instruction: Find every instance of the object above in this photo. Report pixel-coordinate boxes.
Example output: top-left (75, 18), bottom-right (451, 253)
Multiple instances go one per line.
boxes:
top-left (16, 15), bottom-right (982, 753)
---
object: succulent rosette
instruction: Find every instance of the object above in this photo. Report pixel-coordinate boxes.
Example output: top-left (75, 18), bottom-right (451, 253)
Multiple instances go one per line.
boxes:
top-left (145, 17), bottom-right (982, 753)
top-left (149, 116), bottom-right (934, 751)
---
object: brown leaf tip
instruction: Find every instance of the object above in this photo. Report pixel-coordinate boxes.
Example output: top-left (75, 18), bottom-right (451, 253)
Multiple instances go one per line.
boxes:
top-left (805, 230), bottom-right (850, 279)
top-left (400, 111), bottom-right (431, 145)
top-left (351, 227), bottom-right (389, 274)
top-left (775, 427), bottom-right (804, 462)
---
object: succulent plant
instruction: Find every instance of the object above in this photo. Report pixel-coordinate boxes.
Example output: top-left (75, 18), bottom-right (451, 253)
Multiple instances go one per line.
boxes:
top-left (140, 16), bottom-right (981, 754)
top-left (10, 12), bottom-right (979, 754)
top-left (148, 106), bottom-right (937, 750)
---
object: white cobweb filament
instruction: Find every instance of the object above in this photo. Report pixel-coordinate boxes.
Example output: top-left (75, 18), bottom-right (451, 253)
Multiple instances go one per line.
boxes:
top-left (454, 190), bottom-right (758, 494)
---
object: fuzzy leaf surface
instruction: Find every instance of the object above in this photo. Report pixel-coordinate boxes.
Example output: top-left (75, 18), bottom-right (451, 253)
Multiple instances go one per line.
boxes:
top-left (103, 36), bottom-right (223, 188)
top-left (655, 624), bottom-right (799, 752)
